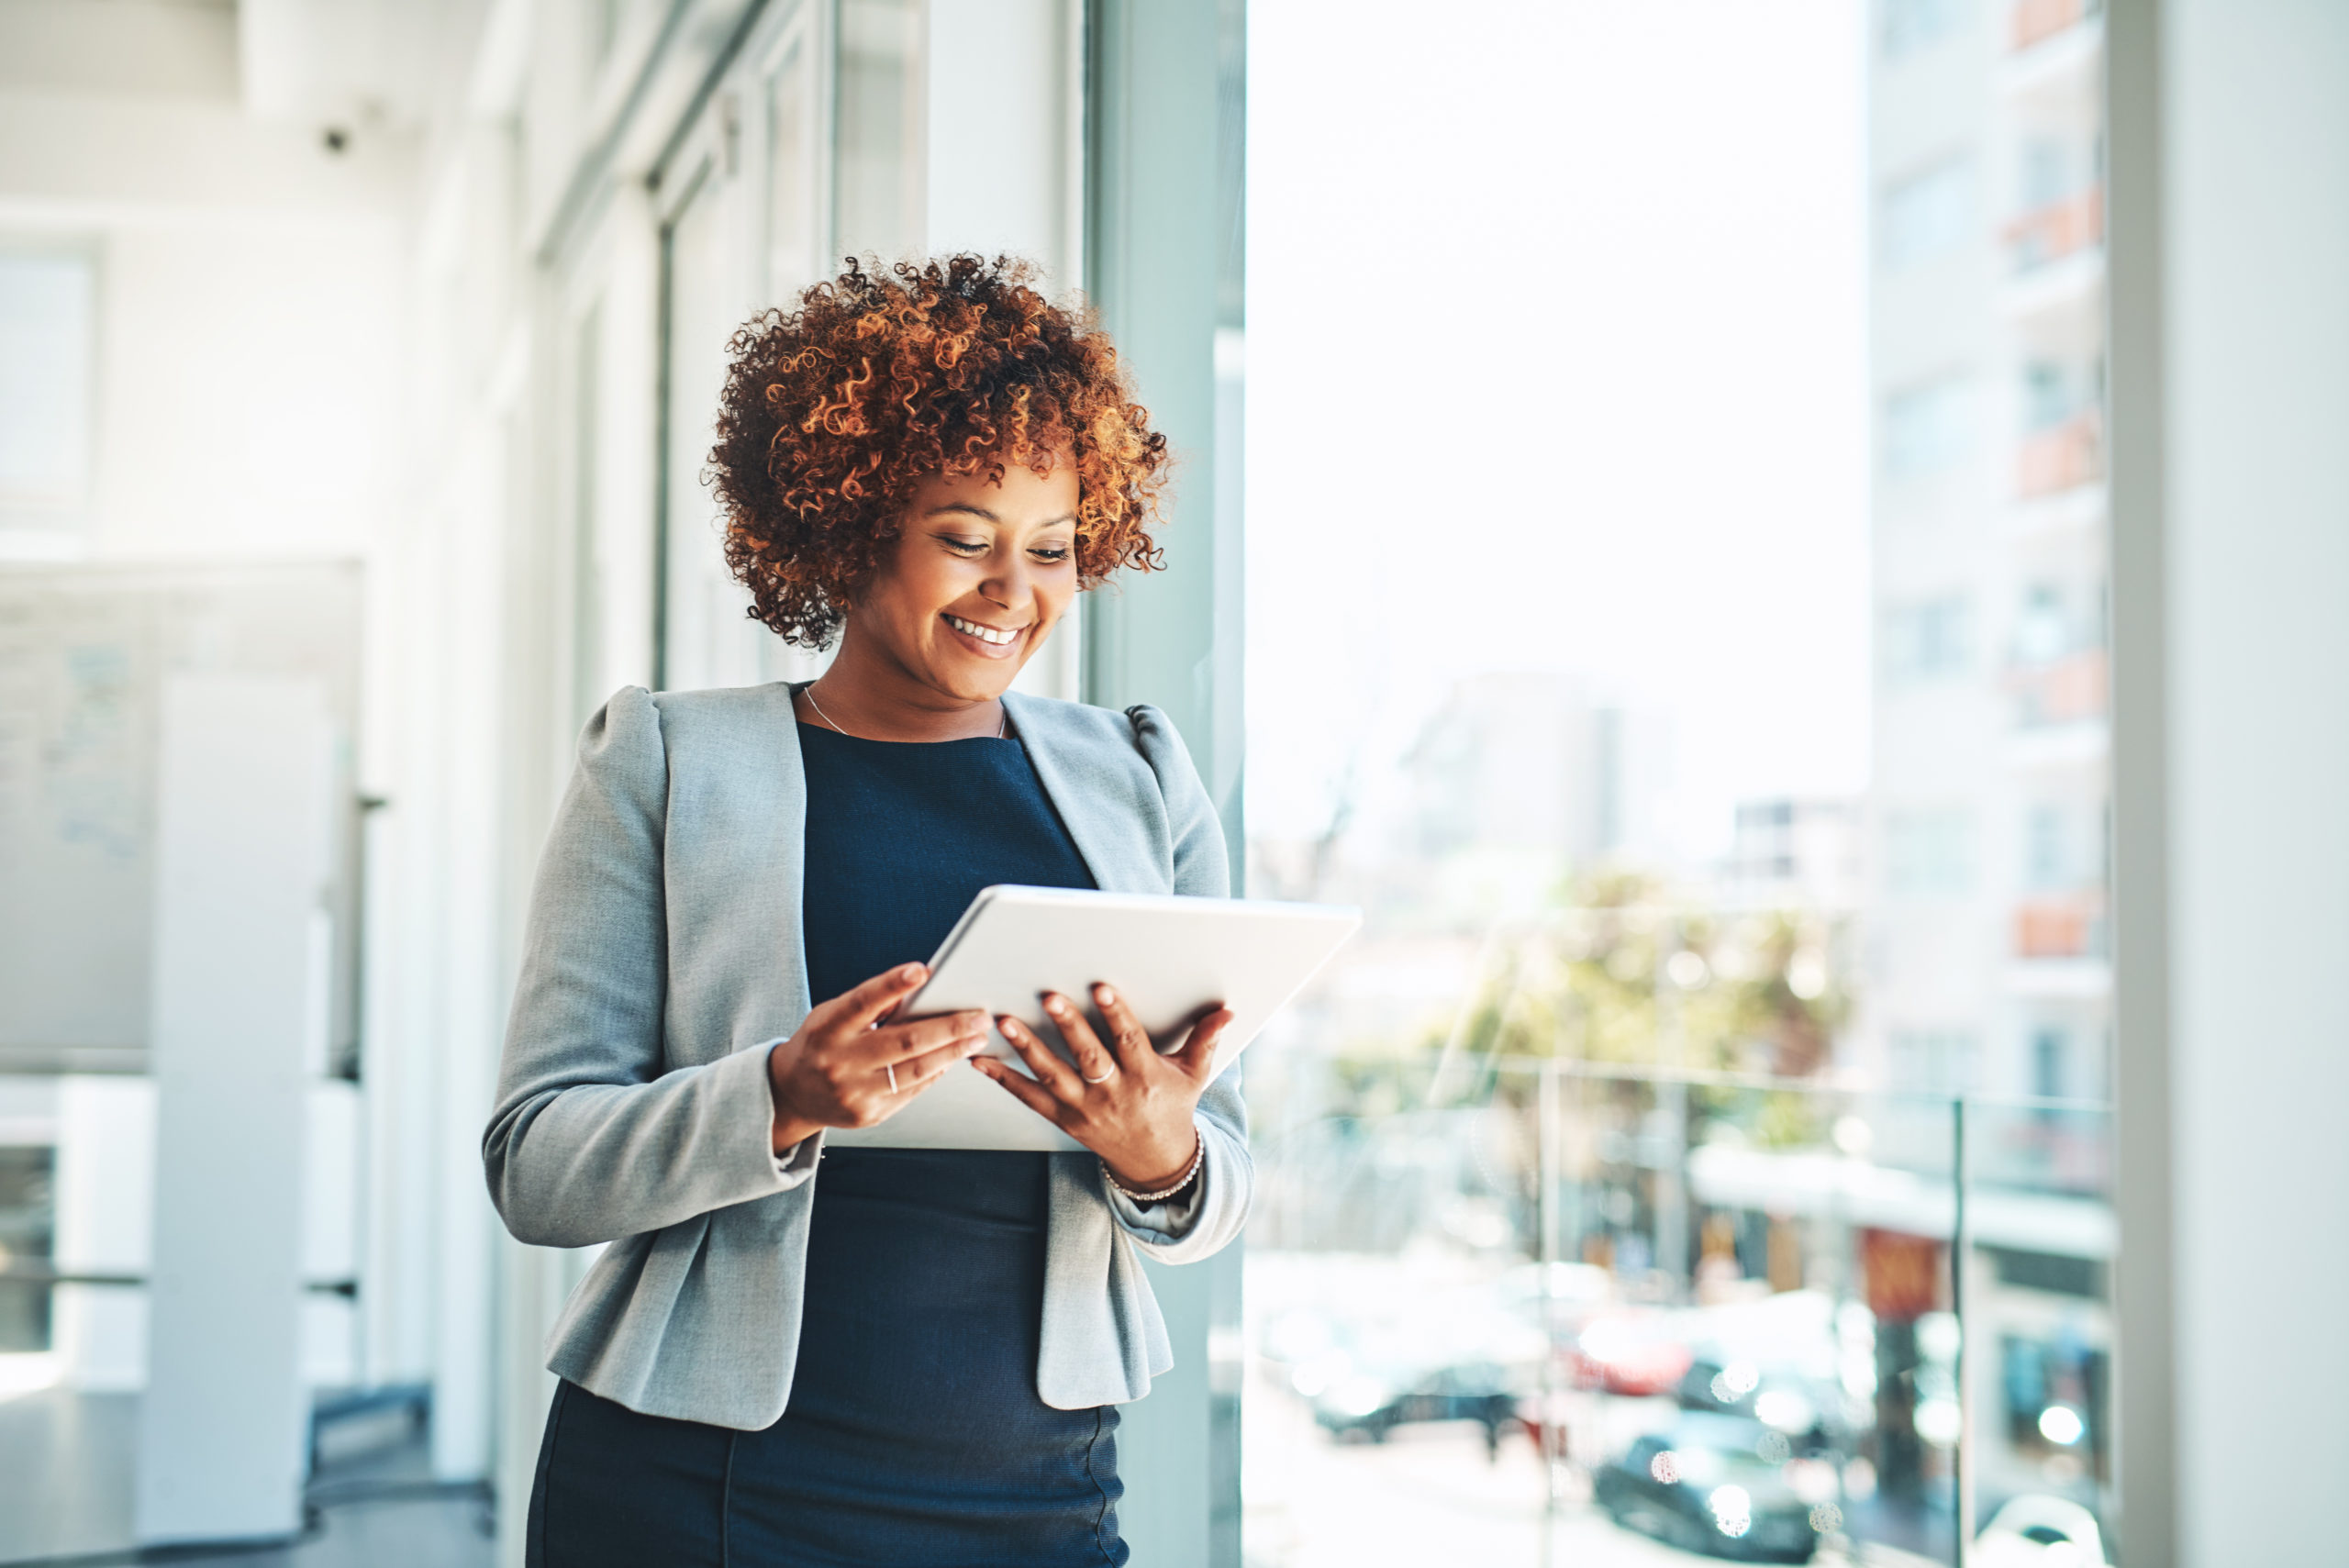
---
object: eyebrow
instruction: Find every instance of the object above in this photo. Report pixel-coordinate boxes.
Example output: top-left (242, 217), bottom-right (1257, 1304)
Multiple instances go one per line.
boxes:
top-left (925, 504), bottom-right (1078, 528)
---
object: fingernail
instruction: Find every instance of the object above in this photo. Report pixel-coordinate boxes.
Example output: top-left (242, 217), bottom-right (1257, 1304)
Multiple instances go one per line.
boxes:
top-left (1096, 985), bottom-right (1116, 1006)
top-left (1045, 995), bottom-right (1067, 1015)
top-left (900, 963), bottom-right (924, 981)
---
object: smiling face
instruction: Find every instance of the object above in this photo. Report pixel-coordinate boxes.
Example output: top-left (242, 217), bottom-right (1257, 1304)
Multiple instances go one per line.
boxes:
top-left (838, 456), bottom-right (1082, 706)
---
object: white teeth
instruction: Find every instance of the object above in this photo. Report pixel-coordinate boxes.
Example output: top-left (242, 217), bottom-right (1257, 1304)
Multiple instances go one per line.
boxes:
top-left (946, 614), bottom-right (1020, 646)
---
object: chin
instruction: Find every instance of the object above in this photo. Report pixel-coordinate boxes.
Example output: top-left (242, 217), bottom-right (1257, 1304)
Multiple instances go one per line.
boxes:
top-left (929, 657), bottom-right (1023, 703)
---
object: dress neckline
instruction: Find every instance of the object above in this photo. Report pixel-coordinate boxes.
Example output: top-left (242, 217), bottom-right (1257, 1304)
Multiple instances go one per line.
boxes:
top-left (795, 718), bottom-right (1017, 748)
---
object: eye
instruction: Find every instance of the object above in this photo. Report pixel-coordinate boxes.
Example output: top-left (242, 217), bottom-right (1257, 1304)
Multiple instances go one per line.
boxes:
top-left (1030, 545), bottom-right (1072, 563)
top-left (938, 536), bottom-right (988, 555)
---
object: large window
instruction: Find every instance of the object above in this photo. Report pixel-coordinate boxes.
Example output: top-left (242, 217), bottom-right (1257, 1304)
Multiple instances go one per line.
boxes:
top-left (1242, 1), bottom-right (2113, 1562)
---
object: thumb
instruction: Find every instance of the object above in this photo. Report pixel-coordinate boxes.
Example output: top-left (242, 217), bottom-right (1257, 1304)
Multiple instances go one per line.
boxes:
top-left (1173, 1006), bottom-right (1235, 1079)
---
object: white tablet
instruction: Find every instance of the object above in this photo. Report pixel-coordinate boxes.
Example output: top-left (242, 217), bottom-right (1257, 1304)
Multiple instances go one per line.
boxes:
top-left (825, 885), bottom-right (1361, 1151)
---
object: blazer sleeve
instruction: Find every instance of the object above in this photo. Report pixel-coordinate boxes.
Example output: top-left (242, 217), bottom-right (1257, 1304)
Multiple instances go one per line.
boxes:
top-left (482, 688), bottom-right (818, 1250)
top-left (1103, 704), bottom-right (1252, 1263)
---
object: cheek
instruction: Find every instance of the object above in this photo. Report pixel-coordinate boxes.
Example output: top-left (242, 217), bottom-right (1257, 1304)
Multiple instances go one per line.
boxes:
top-left (1035, 564), bottom-right (1080, 620)
top-left (880, 546), bottom-right (958, 620)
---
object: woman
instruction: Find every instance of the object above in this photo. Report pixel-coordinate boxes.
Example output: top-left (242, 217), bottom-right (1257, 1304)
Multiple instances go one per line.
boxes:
top-left (484, 255), bottom-right (1248, 1567)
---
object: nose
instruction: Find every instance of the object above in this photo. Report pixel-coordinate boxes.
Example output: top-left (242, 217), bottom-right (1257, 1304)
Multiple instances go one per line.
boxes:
top-left (979, 555), bottom-right (1033, 615)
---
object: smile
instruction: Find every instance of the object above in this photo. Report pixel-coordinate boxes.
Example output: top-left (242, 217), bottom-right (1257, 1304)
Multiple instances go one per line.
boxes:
top-left (943, 614), bottom-right (1024, 647)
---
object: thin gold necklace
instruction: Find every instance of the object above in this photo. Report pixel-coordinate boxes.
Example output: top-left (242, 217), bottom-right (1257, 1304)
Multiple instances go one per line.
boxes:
top-left (802, 683), bottom-right (1006, 740)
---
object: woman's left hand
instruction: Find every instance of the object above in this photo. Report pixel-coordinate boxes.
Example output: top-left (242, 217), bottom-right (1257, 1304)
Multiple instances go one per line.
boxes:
top-left (975, 985), bottom-right (1234, 1194)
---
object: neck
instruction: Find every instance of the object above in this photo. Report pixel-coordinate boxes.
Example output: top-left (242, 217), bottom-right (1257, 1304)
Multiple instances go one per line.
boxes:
top-left (802, 628), bottom-right (1006, 742)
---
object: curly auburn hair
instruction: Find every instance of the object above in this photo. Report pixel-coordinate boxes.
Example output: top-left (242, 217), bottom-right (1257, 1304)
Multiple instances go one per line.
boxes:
top-left (707, 254), bottom-right (1171, 648)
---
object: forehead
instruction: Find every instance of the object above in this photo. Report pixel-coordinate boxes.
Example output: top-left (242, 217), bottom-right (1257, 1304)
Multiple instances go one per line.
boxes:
top-left (916, 456), bottom-right (1079, 518)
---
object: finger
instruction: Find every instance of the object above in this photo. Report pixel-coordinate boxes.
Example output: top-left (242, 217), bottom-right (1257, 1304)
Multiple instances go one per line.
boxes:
top-left (891, 1034), bottom-right (990, 1096)
top-left (822, 962), bottom-right (930, 1034)
top-left (1057, 989), bottom-right (1125, 1083)
top-left (862, 1009), bottom-right (991, 1065)
top-left (1038, 992), bottom-right (1116, 1078)
top-left (1171, 1006), bottom-right (1235, 1079)
top-left (972, 1056), bottom-right (1066, 1123)
top-left (1088, 984), bottom-right (1158, 1070)
top-left (999, 1012), bottom-right (1085, 1101)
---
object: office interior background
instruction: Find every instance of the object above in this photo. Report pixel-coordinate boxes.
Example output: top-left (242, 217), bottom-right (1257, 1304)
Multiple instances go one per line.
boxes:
top-left (0, 1), bottom-right (2340, 1565)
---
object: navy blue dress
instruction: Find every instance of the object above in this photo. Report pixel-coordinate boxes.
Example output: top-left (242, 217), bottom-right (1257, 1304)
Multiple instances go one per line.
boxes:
top-left (528, 722), bottom-right (1121, 1568)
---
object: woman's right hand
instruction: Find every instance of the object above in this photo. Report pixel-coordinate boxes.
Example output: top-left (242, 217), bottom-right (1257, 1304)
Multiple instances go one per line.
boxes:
top-left (767, 962), bottom-right (990, 1153)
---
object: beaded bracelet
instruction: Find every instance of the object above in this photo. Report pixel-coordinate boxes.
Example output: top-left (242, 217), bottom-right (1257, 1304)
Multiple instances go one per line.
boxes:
top-left (1103, 1129), bottom-right (1205, 1205)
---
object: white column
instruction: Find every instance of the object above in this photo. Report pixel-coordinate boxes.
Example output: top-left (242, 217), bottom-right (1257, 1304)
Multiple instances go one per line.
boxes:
top-left (2110, 4), bottom-right (2349, 1564)
top-left (135, 673), bottom-right (333, 1544)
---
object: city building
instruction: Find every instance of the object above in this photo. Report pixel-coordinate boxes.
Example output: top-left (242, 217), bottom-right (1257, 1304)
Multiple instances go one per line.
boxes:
top-left (1861, 0), bottom-right (2116, 1536)
top-left (1723, 796), bottom-right (1865, 911)
top-left (1865, 0), bottom-right (2111, 1109)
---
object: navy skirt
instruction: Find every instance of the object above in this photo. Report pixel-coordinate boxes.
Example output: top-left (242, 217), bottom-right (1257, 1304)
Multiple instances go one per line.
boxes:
top-left (527, 1149), bottom-right (1125, 1568)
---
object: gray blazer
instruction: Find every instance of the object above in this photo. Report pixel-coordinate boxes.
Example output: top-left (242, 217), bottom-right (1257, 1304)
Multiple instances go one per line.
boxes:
top-left (483, 682), bottom-right (1248, 1431)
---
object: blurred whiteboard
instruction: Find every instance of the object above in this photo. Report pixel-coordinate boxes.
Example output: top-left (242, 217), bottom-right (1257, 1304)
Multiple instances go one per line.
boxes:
top-left (0, 562), bottom-right (362, 1073)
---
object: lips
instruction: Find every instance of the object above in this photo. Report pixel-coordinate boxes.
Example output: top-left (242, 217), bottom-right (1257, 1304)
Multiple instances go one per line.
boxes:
top-left (943, 613), bottom-right (1024, 648)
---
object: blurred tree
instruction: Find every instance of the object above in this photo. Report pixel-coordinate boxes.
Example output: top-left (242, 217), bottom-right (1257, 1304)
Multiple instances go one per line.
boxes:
top-left (1428, 871), bottom-right (1852, 1121)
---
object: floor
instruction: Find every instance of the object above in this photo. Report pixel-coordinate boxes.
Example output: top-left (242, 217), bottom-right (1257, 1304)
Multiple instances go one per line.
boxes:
top-left (0, 1390), bottom-right (495, 1568)
top-left (2, 1376), bottom-right (1949, 1566)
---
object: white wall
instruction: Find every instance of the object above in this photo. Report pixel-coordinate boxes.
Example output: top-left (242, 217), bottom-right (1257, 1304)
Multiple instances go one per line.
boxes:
top-left (2161, 2), bottom-right (2349, 1561)
top-left (2111, 3), bottom-right (2349, 1563)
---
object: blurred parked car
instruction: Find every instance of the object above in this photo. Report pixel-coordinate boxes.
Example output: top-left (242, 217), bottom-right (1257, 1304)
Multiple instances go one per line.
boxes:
top-left (1976, 1496), bottom-right (2110, 1566)
top-left (1594, 1413), bottom-right (1831, 1563)
top-left (1675, 1356), bottom-right (1837, 1451)
top-left (1571, 1310), bottom-right (1695, 1396)
top-left (1310, 1360), bottom-right (1521, 1454)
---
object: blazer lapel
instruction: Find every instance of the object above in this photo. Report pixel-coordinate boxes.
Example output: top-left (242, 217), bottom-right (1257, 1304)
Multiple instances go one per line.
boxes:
top-left (775, 684), bottom-right (813, 1015)
top-left (1002, 692), bottom-right (1166, 896)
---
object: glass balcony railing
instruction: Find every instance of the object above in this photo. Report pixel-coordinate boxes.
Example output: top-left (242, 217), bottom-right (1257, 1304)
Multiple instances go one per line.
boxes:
top-left (1242, 1048), bottom-right (2117, 1568)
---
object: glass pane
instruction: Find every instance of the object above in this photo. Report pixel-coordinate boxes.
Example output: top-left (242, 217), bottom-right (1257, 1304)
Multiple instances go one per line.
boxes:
top-left (766, 35), bottom-right (819, 298)
top-left (1959, 1098), bottom-right (2113, 1551)
top-left (662, 168), bottom-right (807, 693)
top-left (1243, 1057), bottom-right (1550, 1563)
top-left (833, 0), bottom-right (925, 265)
